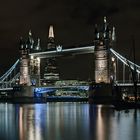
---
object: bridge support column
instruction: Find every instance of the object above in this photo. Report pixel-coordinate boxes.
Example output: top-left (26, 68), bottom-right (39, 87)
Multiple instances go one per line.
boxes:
top-left (111, 57), bottom-right (117, 83)
top-left (123, 63), bottom-right (125, 83)
top-left (129, 70), bottom-right (132, 83)
top-left (116, 57), bottom-right (119, 81)
top-left (89, 17), bottom-right (117, 104)
top-left (94, 18), bottom-right (111, 83)
top-left (138, 73), bottom-right (139, 82)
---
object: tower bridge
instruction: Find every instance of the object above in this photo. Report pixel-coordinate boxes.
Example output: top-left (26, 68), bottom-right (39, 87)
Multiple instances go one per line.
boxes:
top-left (0, 17), bottom-right (140, 101)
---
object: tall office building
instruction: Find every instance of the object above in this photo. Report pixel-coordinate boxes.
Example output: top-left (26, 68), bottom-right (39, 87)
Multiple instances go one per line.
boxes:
top-left (43, 25), bottom-right (59, 84)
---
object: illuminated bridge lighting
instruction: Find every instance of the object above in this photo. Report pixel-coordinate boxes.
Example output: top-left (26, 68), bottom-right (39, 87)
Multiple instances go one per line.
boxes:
top-left (34, 88), bottom-right (55, 94)
top-left (77, 86), bottom-right (89, 91)
top-left (0, 59), bottom-right (19, 81)
top-left (115, 83), bottom-right (140, 87)
top-left (110, 48), bottom-right (140, 73)
top-left (34, 86), bottom-right (89, 94)
top-left (29, 46), bottom-right (95, 58)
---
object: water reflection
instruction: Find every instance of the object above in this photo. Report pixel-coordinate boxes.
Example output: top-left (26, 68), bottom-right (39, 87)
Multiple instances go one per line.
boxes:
top-left (0, 103), bottom-right (18, 140)
top-left (0, 103), bottom-right (140, 140)
top-left (89, 105), bottom-right (115, 140)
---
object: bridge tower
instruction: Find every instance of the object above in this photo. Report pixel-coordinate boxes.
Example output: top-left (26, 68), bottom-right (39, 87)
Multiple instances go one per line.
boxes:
top-left (94, 17), bottom-right (116, 83)
top-left (30, 39), bottom-right (41, 86)
top-left (19, 37), bottom-right (31, 86)
top-left (43, 25), bottom-right (59, 85)
top-left (19, 31), bottom-right (41, 86)
top-left (28, 33), bottom-right (41, 86)
top-left (88, 17), bottom-right (116, 103)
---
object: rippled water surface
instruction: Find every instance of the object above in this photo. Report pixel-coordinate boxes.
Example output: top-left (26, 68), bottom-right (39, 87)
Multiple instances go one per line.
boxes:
top-left (0, 103), bottom-right (140, 140)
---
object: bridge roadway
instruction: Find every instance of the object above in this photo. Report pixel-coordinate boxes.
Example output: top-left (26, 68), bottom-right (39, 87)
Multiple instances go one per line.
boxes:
top-left (0, 83), bottom-right (140, 93)
top-left (0, 85), bottom-right (89, 93)
top-left (115, 83), bottom-right (140, 87)
top-left (0, 88), bottom-right (13, 92)
top-left (29, 45), bottom-right (95, 58)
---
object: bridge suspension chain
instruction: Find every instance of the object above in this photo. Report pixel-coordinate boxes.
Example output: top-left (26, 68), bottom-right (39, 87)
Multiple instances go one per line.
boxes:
top-left (110, 48), bottom-right (140, 73)
top-left (0, 59), bottom-right (19, 82)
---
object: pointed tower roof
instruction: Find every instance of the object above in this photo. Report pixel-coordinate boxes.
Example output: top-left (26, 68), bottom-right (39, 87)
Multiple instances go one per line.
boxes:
top-left (94, 24), bottom-right (99, 39)
top-left (19, 37), bottom-right (24, 50)
top-left (95, 24), bottom-right (98, 34)
top-left (37, 38), bottom-right (40, 46)
top-left (103, 16), bottom-right (108, 31)
top-left (104, 16), bottom-right (107, 24)
top-left (27, 30), bottom-right (34, 50)
top-left (48, 25), bottom-right (54, 38)
top-left (35, 38), bottom-right (41, 50)
top-left (102, 16), bottom-right (110, 39)
top-left (112, 26), bottom-right (116, 41)
top-left (19, 37), bottom-right (23, 46)
top-left (29, 30), bottom-right (32, 36)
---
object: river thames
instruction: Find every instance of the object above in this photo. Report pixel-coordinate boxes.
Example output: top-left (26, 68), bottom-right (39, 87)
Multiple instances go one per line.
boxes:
top-left (0, 102), bottom-right (140, 140)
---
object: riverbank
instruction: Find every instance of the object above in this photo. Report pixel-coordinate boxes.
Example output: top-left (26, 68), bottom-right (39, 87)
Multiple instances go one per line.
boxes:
top-left (0, 96), bottom-right (88, 104)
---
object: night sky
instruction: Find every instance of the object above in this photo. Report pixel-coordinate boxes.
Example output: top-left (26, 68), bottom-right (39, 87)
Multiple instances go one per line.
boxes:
top-left (0, 0), bottom-right (140, 80)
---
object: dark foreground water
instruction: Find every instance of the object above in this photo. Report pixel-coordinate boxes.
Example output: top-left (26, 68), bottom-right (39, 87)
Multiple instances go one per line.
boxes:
top-left (0, 103), bottom-right (140, 140)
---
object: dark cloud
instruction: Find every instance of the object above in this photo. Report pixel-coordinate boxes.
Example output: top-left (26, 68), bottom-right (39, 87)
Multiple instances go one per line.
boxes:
top-left (70, 0), bottom-right (119, 23)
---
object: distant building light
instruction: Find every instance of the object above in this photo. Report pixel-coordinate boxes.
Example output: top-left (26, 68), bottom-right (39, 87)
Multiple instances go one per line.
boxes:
top-left (30, 55), bottom-right (34, 59)
top-left (111, 57), bottom-right (115, 62)
top-left (100, 41), bottom-right (103, 45)
top-left (56, 45), bottom-right (62, 52)
top-left (97, 33), bottom-right (99, 39)
top-left (37, 57), bottom-right (40, 62)
top-left (36, 47), bottom-right (39, 50)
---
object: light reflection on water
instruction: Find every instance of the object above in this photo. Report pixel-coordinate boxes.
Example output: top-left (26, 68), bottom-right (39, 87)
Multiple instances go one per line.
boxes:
top-left (0, 103), bottom-right (140, 140)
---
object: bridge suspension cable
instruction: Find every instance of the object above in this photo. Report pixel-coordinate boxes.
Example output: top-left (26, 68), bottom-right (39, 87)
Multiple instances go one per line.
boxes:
top-left (0, 59), bottom-right (19, 82)
top-left (110, 48), bottom-right (140, 73)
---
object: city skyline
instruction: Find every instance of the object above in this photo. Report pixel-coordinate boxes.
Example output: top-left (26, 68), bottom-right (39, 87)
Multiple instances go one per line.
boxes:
top-left (0, 0), bottom-right (140, 79)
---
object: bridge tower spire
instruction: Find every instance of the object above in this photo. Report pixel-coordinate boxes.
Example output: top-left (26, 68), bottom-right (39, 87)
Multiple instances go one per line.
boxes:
top-left (35, 38), bottom-right (41, 51)
top-left (27, 30), bottom-right (34, 51)
top-left (111, 26), bottom-right (116, 48)
top-left (94, 24), bottom-right (99, 40)
top-left (112, 26), bottom-right (116, 41)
